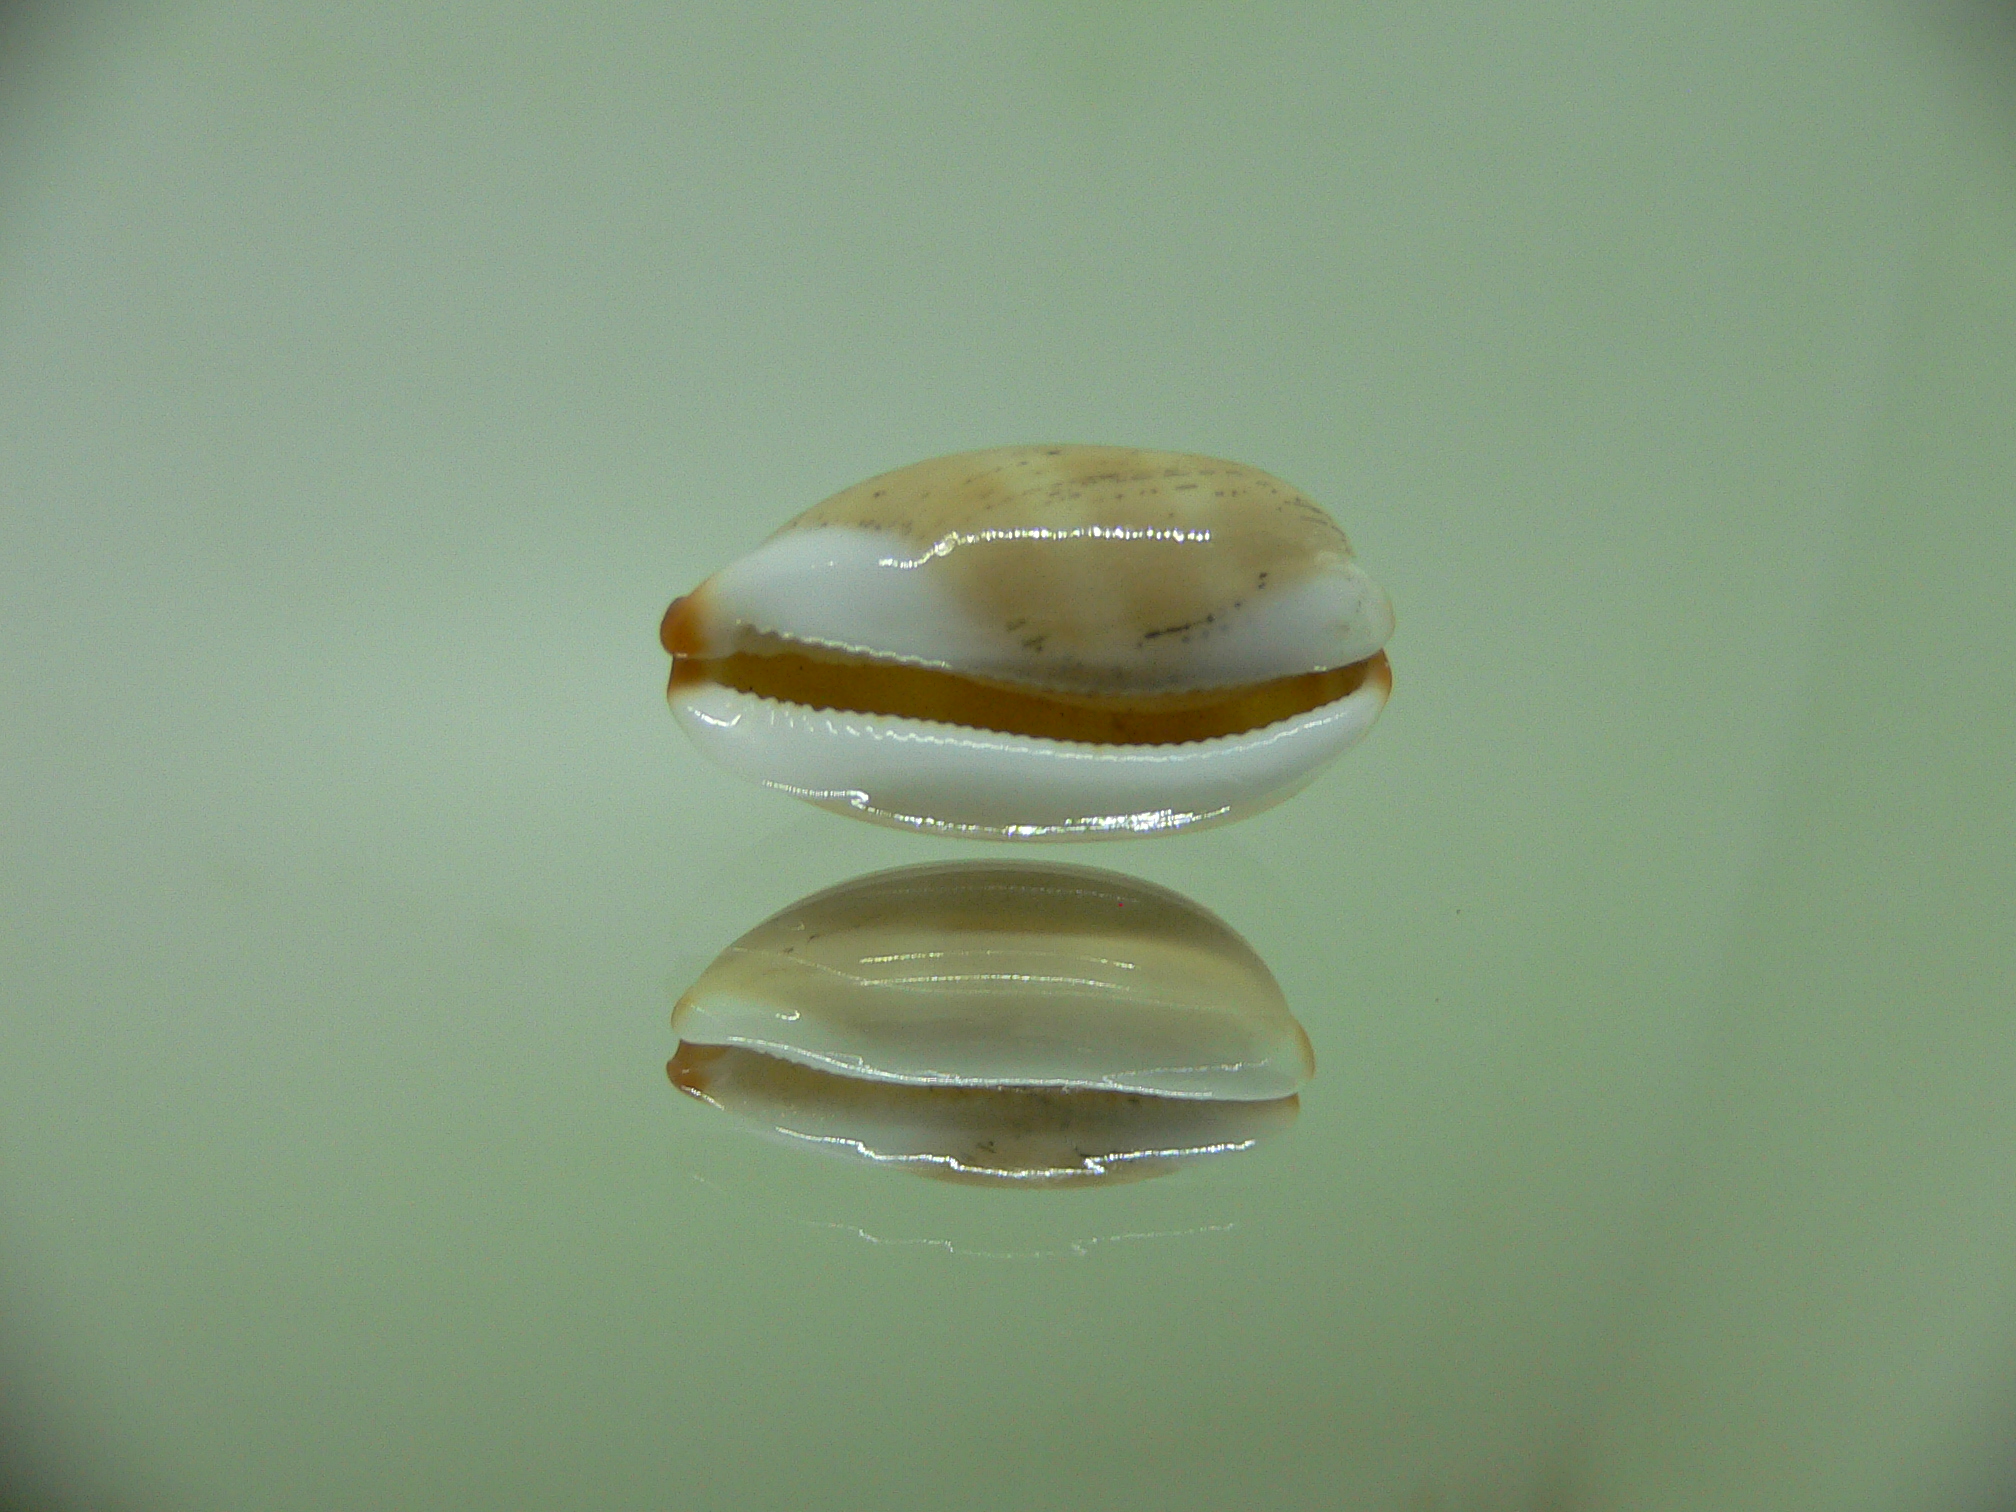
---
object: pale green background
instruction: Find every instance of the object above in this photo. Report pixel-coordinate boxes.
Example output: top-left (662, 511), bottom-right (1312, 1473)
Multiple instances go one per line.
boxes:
top-left (2, 3), bottom-right (2014, 1509)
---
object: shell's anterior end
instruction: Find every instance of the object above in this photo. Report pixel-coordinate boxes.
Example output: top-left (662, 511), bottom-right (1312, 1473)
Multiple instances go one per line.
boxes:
top-left (660, 593), bottom-right (705, 658)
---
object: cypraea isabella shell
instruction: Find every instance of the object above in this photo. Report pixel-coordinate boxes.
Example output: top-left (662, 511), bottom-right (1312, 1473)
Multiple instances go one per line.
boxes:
top-left (668, 862), bottom-right (1310, 1185)
top-left (661, 445), bottom-right (1394, 839)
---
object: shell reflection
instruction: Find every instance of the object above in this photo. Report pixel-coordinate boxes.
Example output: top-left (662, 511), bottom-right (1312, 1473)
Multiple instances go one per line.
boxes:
top-left (661, 446), bottom-right (1393, 839)
top-left (669, 1045), bottom-right (1298, 1187)
top-left (669, 862), bottom-right (1308, 1186)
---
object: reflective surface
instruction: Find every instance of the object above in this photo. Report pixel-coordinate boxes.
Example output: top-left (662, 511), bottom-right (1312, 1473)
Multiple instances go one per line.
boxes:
top-left (667, 1044), bottom-right (1298, 1186)
top-left (668, 861), bottom-right (1306, 1184)
top-left (673, 861), bottom-right (1311, 1099)
top-left (3, 4), bottom-right (2015, 1509)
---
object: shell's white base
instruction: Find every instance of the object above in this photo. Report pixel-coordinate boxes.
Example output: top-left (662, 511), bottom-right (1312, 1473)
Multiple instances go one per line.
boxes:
top-left (669, 678), bottom-right (1388, 840)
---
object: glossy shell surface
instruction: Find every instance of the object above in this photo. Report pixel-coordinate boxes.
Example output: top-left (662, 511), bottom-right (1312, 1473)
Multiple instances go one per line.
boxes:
top-left (667, 862), bottom-right (1309, 1185)
top-left (663, 445), bottom-right (1393, 839)
top-left (672, 861), bottom-right (1313, 1101)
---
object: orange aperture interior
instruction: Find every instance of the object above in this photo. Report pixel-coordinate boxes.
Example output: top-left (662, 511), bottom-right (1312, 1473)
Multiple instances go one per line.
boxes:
top-left (661, 591), bottom-right (1389, 746)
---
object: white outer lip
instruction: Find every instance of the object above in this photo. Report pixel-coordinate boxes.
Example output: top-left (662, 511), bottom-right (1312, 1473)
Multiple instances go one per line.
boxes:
top-left (669, 674), bottom-right (1389, 840)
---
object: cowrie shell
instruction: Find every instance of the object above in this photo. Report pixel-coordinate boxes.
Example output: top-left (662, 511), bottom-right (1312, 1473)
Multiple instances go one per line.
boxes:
top-left (662, 446), bottom-right (1393, 839)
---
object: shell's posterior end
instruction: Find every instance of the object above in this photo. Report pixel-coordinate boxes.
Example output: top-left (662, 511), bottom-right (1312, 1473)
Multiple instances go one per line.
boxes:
top-left (667, 1042), bottom-right (730, 1102)
top-left (1367, 648), bottom-right (1393, 700)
